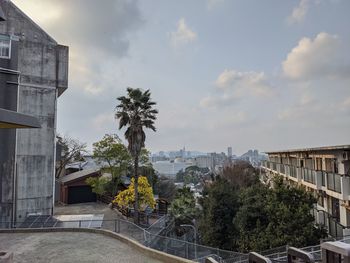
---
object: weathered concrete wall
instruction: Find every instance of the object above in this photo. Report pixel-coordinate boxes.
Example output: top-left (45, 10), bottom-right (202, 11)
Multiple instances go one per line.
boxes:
top-left (0, 0), bottom-right (68, 223)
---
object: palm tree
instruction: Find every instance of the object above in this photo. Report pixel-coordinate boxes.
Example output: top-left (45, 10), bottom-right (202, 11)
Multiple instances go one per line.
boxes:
top-left (115, 87), bottom-right (158, 223)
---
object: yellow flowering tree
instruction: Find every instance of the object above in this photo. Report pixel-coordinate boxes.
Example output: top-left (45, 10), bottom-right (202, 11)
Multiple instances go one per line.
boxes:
top-left (113, 176), bottom-right (156, 211)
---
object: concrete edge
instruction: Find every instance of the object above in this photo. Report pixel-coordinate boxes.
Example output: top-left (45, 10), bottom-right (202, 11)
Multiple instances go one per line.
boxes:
top-left (0, 228), bottom-right (194, 263)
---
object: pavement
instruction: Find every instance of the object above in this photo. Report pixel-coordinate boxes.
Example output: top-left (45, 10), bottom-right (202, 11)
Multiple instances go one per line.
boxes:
top-left (54, 202), bottom-right (123, 232)
top-left (0, 232), bottom-right (163, 263)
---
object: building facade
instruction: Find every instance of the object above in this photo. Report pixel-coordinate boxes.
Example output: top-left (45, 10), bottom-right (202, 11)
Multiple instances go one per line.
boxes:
top-left (261, 145), bottom-right (350, 237)
top-left (0, 0), bottom-right (68, 226)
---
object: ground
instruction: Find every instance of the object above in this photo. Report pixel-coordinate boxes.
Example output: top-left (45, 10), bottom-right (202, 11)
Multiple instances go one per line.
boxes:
top-left (0, 232), bottom-right (163, 263)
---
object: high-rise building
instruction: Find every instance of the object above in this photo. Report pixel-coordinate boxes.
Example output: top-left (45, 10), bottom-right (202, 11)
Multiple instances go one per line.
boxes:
top-left (228, 147), bottom-right (232, 158)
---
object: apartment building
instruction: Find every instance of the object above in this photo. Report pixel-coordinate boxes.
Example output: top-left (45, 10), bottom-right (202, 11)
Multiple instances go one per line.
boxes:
top-left (0, 0), bottom-right (68, 226)
top-left (261, 145), bottom-right (350, 238)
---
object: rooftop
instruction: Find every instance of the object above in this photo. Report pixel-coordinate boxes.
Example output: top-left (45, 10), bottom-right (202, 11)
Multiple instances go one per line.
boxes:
top-left (265, 144), bottom-right (350, 154)
top-left (0, 231), bottom-right (162, 263)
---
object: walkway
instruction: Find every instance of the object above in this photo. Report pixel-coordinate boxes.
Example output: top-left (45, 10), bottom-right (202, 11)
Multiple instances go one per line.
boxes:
top-left (0, 232), bottom-right (162, 263)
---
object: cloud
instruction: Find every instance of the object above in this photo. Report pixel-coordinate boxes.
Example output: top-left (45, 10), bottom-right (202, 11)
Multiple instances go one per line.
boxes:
top-left (169, 18), bottom-right (197, 47)
top-left (200, 70), bottom-right (273, 109)
top-left (287, 0), bottom-right (310, 24)
top-left (282, 32), bottom-right (350, 80)
top-left (207, 0), bottom-right (225, 10)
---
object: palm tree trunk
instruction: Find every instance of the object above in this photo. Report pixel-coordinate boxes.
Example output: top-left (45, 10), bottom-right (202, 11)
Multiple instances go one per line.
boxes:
top-left (134, 155), bottom-right (139, 224)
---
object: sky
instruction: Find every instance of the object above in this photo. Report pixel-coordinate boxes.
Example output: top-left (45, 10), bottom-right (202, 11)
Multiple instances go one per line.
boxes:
top-left (13, 0), bottom-right (350, 155)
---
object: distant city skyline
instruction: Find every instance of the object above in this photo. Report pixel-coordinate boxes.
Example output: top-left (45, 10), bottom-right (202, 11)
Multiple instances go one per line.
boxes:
top-left (13, 0), bottom-right (350, 154)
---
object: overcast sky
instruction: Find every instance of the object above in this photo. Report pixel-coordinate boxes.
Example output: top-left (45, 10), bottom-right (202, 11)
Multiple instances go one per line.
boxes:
top-left (13, 0), bottom-right (350, 155)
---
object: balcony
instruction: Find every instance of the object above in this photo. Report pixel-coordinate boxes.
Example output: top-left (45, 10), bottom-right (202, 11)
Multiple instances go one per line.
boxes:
top-left (261, 161), bottom-right (346, 195)
top-left (326, 172), bottom-right (342, 193)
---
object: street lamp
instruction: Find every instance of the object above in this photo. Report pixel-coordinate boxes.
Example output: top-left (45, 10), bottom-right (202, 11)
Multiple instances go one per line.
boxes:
top-left (180, 224), bottom-right (197, 259)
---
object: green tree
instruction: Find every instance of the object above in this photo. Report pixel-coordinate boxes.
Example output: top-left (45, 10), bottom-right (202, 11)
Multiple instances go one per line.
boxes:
top-left (233, 176), bottom-right (327, 252)
top-left (93, 134), bottom-right (131, 195)
top-left (155, 176), bottom-right (176, 201)
top-left (198, 178), bottom-right (239, 250)
top-left (115, 88), bottom-right (158, 223)
top-left (86, 176), bottom-right (110, 196)
top-left (263, 177), bottom-right (327, 249)
top-left (170, 187), bottom-right (198, 227)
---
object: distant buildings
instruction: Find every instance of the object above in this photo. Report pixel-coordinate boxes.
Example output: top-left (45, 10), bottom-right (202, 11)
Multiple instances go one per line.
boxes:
top-left (152, 158), bottom-right (194, 177)
top-left (152, 147), bottom-right (266, 176)
top-left (261, 145), bottom-right (350, 238)
top-left (228, 147), bottom-right (232, 158)
top-left (0, 1), bottom-right (68, 226)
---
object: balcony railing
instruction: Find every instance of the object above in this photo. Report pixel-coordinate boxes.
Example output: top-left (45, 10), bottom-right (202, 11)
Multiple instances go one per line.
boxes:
top-left (261, 161), bottom-right (344, 194)
top-left (302, 168), bottom-right (315, 184)
top-left (326, 172), bottom-right (342, 193)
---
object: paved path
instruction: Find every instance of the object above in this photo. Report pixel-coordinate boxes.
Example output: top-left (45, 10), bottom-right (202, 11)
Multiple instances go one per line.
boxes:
top-left (0, 232), bottom-right (163, 263)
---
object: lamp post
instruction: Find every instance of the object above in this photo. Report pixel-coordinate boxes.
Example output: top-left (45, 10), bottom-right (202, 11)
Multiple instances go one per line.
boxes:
top-left (180, 224), bottom-right (197, 259)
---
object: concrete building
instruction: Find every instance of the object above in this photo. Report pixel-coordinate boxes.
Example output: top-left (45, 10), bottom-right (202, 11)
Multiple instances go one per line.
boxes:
top-left (261, 145), bottom-right (350, 238)
top-left (0, 1), bottom-right (68, 226)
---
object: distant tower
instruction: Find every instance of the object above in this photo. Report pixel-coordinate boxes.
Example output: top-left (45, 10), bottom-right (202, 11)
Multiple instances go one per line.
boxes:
top-left (228, 147), bottom-right (232, 158)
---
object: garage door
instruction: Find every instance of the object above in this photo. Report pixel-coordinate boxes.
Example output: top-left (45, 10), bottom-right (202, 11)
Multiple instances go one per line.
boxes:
top-left (67, 185), bottom-right (96, 204)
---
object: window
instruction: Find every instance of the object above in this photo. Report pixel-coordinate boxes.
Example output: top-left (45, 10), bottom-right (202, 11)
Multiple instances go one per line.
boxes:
top-left (0, 35), bottom-right (10, 59)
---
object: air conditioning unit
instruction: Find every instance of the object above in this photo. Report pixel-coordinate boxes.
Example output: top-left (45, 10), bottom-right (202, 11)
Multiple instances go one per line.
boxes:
top-left (342, 151), bottom-right (350, 162)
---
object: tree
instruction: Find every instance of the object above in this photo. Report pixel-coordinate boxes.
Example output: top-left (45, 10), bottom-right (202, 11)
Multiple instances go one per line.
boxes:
top-left (93, 134), bottom-right (131, 195)
top-left (169, 187), bottom-right (198, 227)
top-left (221, 161), bottom-right (259, 189)
top-left (155, 176), bottom-right (176, 201)
top-left (198, 178), bottom-right (239, 250)
top-left (207, 176), bottom-right (328, 252)
top-left (55, 135), bottom-right (87, 178)
top-left (115, 87), bottom-right (158, 223)
top-left (86, 176), bottom-right (110, 196)
top-left (113, 176), bottom-right (156, 211)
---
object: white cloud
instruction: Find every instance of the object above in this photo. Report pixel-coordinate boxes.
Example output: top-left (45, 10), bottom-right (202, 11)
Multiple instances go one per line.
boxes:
top-left (207, 0), bottom-right (225, 10)
top-left (169, 18), bottom-right (197, 47)
top-left (282, 32), bottom-right (350, 80)
top-left (288, 0), bottom-right (310, 24)
top-left (216, 70), bottom-right (273, 96)
top-left (200, 70), bottom-right (273, 109)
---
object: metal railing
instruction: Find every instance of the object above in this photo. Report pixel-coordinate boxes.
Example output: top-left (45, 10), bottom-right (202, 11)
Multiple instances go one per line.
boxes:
top-left (312, 207), bottom-right (344, 238)
top-left (0, 217), bottom-right (245, 263)
top-left (326, 172), bottom-right (342, 193)
top-left (4, 216), bottom-right (350, 263)
top-left (262, 161), bottom-right (344, 194)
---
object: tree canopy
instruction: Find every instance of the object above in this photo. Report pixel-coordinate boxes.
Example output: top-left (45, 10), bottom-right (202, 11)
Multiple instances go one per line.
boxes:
top-left (198, 166), bottom-right (326, 252)
top-left (113, 176), bottom-right (156, 211)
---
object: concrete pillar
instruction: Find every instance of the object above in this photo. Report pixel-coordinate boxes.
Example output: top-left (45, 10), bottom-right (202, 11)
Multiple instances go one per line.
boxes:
top-left (321, 241), bottom-right (350, 263)
top-left (297, 168), bottom-right (302, 182)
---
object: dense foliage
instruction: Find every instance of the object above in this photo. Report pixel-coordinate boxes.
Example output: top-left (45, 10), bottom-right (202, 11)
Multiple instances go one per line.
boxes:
top-left (113, 176), bottom-right (156, 210)
top-left (198, 162), bottom-right (326, 252)
top-left (176, 166), bottom-right (209, 185)
top-left (170, 187), bottom-right (198, 226)
top-left (91, 134), bottom-right (131, 196)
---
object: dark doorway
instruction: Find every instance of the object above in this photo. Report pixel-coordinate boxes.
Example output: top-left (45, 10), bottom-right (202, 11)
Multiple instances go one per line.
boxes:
top-left (67, 185), bottom-right (96, 204)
